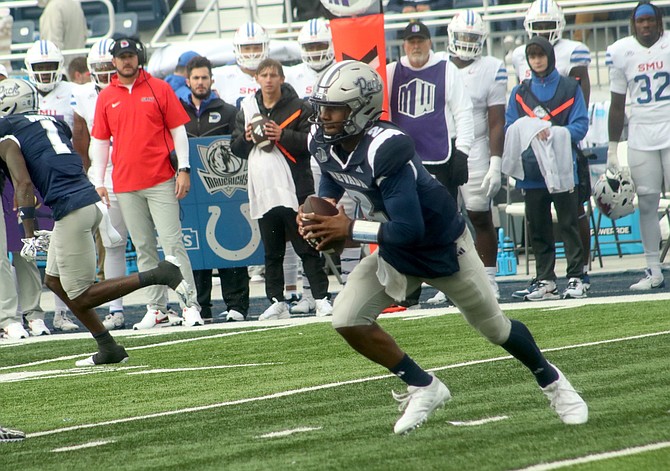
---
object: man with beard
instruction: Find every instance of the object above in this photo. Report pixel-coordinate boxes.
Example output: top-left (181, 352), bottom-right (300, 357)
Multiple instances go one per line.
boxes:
top-left (90, 38), bottom-right (204, 329)
top-left (180, 55), bottom-right (250, 322)
top-left (607, 1), bottom-right (670, 290)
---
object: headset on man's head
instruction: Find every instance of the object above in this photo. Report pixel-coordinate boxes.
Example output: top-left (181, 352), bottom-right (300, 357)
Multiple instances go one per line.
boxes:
top-left (109, 37), bottom-right (147, 67)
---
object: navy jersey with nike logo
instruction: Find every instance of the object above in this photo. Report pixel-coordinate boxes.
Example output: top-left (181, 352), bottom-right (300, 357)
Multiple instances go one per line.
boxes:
top-left (0, 113), bottom-right (99, 220)
top-left (308, 120), bottom-right (465, 278)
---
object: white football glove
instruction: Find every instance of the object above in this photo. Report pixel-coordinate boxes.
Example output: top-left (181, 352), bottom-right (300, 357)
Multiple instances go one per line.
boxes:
top-left (481, 155), bottom-right (502, 199)
top-left (20, 230), bottom-right (52, 262)
top-left (607, 141), bottom-right (620, 173)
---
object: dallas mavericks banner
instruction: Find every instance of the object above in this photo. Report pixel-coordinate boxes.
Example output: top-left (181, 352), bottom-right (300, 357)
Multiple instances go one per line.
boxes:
top-left (176, 136), bottom-right (264, 270)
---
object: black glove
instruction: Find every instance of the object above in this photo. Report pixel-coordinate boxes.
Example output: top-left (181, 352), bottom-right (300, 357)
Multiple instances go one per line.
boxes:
top-left (448, 148), bottom-right (469, 187)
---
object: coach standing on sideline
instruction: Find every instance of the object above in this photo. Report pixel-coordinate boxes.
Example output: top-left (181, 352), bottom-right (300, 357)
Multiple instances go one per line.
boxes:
top-left (180, 55), bottom-right (251, 322)
top-left (90, 38), bottom-right (204, 329)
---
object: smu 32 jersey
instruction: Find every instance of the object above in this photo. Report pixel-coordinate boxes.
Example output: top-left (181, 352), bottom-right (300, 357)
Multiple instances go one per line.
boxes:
top-left (211, 64), bottom-right (259, 109)
top-left (606, 31), bottom-right (670, 150)
top-left (308, 121), bottom-right (465, 278)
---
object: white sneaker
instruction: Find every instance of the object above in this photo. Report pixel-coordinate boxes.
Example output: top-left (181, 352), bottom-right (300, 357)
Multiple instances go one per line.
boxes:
top-left (102, 311), bottom-right (125, 330)
top-left (225, 309), bottom-right (245, 322)
top-left (133, 306), bottom-right (183, 330)
top-left (53, 311), bottom-right (79, 331)
top-left (289, 297), bottom-right (315, 314)
top-left (541, 364), bottom-right (588, 425)
top-left (524, 280), bottom-right (560, 301)
top-left (258, 299), bottom-right (290, 321)
top-left (426, 291), bottom-right (447, 305)
top-left (28, 318), bottom-right (51, 336)
top-left (562, 277), bottom-right (587, 299)
top-left (182, 306), bottom-right (204, 327)
top-left (3, 322), bottom-right (29, 340)
top-left (315, 298), bottom-right (333, 317)
top-left (0, 425), bottom-right (26, 442)
top-left (630, 269), bottom-right (665, 290)
top-left (392, 373), bottom-right (451, 434)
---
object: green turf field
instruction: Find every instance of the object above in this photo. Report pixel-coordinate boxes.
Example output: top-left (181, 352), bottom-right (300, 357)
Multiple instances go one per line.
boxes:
top-left (2, 300), bottom-right (669, 470)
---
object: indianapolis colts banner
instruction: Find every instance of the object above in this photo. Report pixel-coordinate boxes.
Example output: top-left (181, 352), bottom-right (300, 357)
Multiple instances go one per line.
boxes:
top-left (330, 13), bottom-right (389, 119)
top-left (172, 136), bottom-right (264, 270)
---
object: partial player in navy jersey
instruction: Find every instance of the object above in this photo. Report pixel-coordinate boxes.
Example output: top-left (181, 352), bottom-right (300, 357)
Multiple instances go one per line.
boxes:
top-left (299, 61), bottom-right (588, 434)
top-left (0, 78), bottom-right (192, 366)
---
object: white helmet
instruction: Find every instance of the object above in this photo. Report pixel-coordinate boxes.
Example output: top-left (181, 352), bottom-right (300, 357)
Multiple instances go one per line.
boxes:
top-left (233, 22), bottom-right (269, 70)
top-left (310, 60), bottom-right (383, 142)
top-left (0, 78), bottom-right (39, 116)
top-left (87, 38), bottom-right (116, 90)
top-left (24, 40), bottom-right (64, 93)
top-left (524, 0), bottom-right (565, 45)
top-left (593, 170), bottom-right (636, 220)
top-left (320, 0), bottom-right (376, 17)
top-left (298, 18), bottom-right (334, 71)
top-left (448, 10), bottom-right (488, 60)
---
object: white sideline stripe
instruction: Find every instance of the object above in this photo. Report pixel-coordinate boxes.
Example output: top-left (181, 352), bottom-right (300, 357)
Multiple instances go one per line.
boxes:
top-left (127, 363), bottom-right (280, 375)
top-left (51, 440), bottom-right (115, 452)
top-left (448, 415), bottom-right (509, 426)
top-left (256, 427), bottom-right (322, 438)
top-left (25, 328), bottom-right (670, 439)
top-left (0, 326), bottom-right (292, 372)
top-left (513, 441), bottom-right (670, 470)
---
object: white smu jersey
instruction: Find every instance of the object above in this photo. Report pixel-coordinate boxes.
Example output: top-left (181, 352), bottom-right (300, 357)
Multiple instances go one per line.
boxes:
top-left (455, 56), bottom-right (507, 142)
top-left (285, 62), bottom-right (328, 100)
top-left (38, 80), bottom-right (75, 131)
top-left (211, 64), bottom-right (259, 109)
top-left (606, 32), bottom-right (670, 150)
top-left (70, 81), bottom-right (116, 195)
top-left (70, 82), bottom-right (97, 132)
top-left (512, 38), bottom-right (591, 81)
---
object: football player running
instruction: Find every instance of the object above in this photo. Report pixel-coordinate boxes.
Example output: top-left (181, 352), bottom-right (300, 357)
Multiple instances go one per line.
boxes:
top-left (71, 38), bottom-right (129, 330)
top-left (299, 60), bottom-right (588, 434)
top-left (0, 79), bottom-right (191, 366)
top-left (606, 1), bottom-right (670, 290)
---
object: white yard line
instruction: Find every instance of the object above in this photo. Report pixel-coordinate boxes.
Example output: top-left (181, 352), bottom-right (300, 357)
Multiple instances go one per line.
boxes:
top-left (51, 440), bottom-right (115, 452)
top-left (127, 363), bottom-right (280, 374)
top-left (512, 441), bottom-right (670, 470)
top-left (448, 416), bottom-right (509, 426)
top-left (256, 427), bottom-right (322, 439)
top-left (24, 328), bottom-right (670, 439)
top-left (0, 326), bottom-right (292, 371)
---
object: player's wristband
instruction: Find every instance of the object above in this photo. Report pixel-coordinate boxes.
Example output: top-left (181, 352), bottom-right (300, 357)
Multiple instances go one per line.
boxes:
top-left (18, 206), bottom-right (35, 221)
top-left (350, 220), bottom-right (381, 243)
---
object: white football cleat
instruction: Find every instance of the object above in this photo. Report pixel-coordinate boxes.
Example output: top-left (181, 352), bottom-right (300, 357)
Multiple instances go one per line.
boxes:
top-left (0, 425), bottom-right (26, 442)
top-left (289, 297), bottom-right (315, 314)
top-left (75, 345), bottom-right (129, 367)
top-left (28, 318), bottom-right (51, 336)
top-left (426, 291), bottom-right (447, 305)
top-left (315, 298), bottom-right (333, 317)
top-left (182, 306), bottom-right (204, 327)
top-left (53, 311), bottom-right (79, 331)
top-left (225, 310), bottom-right (245, 322)
top-left (133, 306), bottom-right (183, 330)
top-left (258, 299), bottom-right (290, 321)
top-left (393, 373), bottom-right (451, 434)
top-left (541, 364), bottom-right (588, 425)
top-left (3, 322), bottom-right (29, 340)
top-left (103, 311), bottom-right (125, 330)
top-left (629, 269), bottom-right (665, 291)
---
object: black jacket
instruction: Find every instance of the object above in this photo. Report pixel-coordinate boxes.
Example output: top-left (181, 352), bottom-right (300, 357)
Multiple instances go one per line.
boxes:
top-left (231, 83), bottom-right (314, 204)
top-left (181, 94), bottom-right (238, 138)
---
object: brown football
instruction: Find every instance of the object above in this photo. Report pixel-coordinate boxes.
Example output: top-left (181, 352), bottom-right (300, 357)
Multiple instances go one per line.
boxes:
top-left (302, 195), bottom-right (346, 254)
top-left (249, 113), bottom-right (275, 152)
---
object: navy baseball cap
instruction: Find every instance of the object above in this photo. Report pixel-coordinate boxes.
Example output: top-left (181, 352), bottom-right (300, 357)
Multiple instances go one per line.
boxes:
top-left (403, 21), bottom-right (431, 40)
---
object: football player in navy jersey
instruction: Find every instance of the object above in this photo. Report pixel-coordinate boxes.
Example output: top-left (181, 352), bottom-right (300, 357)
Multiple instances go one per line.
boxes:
top-left (299, 61), bottom-right (588, 434)
top-left (0, 78), bottom-right (191, 366)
